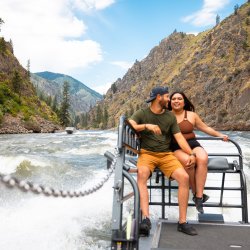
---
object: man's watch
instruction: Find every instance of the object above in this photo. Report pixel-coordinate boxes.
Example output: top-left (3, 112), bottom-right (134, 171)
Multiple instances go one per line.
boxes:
top-left (190, 152), bottom-right (196, 157)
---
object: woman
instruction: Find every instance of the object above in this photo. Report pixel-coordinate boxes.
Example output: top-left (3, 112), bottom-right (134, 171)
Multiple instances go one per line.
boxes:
top-left (168, 91), bottom-right (229, 213)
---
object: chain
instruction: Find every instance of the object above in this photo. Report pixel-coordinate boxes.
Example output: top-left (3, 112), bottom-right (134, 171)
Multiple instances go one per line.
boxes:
top-left (0, 149), bottom-right (119, 198)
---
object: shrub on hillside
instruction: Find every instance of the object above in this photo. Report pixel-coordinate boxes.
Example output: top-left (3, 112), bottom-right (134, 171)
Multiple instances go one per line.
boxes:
top-left (0, 108), bottom-right (3, 124)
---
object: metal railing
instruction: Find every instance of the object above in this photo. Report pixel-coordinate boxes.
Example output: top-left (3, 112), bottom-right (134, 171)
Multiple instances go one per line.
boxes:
top-left (107, 116), bottom-right (140, 250)
top-left (148, 137), bottom-right (248, 223)
top-left (106, 116), bottom-right (248, 250)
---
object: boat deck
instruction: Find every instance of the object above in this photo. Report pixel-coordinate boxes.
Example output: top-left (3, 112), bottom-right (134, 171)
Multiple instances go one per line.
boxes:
top-left (146, 220), bottom-right (250, 250)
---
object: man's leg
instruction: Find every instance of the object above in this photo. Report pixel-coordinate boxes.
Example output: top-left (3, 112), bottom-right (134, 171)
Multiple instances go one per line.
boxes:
top-left (160, 154), bottom-right (197, 235)
top-left (171, 167), bottom-right (189, 223)
top-left (171, 167), bottom-right (197, 235)
top-left (137, 165), bottom-right (152, 236)
top-left (137, 166), bottom-right (151, 217)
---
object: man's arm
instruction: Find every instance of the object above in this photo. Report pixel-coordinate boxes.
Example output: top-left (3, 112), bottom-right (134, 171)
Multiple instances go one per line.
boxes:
top-left (129, 119), bottom-right (162, 135)
top-left (173, 132), bottom-right (196, 167)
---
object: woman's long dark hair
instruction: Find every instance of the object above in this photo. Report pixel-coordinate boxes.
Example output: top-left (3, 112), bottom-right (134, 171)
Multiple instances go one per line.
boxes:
top-left (168, 91), bottom-right (195, 112)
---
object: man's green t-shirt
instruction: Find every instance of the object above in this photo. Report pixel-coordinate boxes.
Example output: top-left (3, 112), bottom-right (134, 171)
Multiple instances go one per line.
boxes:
top-left (130, 108), bottom-right (180, 152)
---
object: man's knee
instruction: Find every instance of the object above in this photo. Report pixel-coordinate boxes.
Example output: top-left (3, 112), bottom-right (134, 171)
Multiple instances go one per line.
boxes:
top-left (138, 167), bottom-right (151, 181)
top-left (172, 167), bottom-right (189, 184)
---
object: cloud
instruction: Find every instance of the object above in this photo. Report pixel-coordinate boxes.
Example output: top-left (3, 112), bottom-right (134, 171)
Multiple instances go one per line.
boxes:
top-left (111, 61), bottom-right (133, 70)
top-left (182, 0), bottom-right (230, 27)
top-left (72, 0), bottom-right (115, 12)
top-left (0, 0), bottom-right (114, 73)
top-left (25, 39), bottom-right (102, 73)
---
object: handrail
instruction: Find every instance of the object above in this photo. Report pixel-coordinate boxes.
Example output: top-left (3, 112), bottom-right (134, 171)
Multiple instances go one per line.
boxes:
top-left (196, 136), bottom-right (243, 168)
top-left (147, 136), bottom-right (248, 223)
top-left (123, 170), bottom-right (140, 244)
top-left (109, 115), bottom-right (141, 250)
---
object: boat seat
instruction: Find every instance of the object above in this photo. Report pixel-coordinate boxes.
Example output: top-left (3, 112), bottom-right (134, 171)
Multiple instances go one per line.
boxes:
top-left (207, 157), bottom-right (230, 171)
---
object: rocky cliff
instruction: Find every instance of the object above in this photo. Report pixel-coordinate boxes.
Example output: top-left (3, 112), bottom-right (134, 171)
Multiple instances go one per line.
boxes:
top-left (0, 40), bottom-right (61, 133)
top-left (89, 2), bottom-right (250, 130)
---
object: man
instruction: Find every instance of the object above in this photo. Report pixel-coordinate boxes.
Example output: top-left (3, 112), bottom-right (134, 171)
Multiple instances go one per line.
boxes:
top-left (129, 86), bottom-right (198, 236)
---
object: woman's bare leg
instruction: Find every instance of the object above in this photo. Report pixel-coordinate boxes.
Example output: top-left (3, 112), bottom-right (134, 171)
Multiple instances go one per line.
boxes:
top-left (174, 150), bottom-right (196, 194)
top-left (193, 147), bottom-right (208, 198)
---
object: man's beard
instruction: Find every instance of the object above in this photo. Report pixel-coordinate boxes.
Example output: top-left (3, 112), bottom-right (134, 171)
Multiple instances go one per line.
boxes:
top-left (159, 99), bottom-right (168, 109)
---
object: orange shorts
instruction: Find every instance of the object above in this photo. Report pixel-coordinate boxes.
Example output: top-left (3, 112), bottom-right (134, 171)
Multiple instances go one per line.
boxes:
top-left (137, 149), bottom-right (183, 179)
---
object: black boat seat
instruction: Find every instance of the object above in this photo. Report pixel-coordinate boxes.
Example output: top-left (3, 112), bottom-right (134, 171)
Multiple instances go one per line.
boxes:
top-left (207, 157), bottom-right (229, 170)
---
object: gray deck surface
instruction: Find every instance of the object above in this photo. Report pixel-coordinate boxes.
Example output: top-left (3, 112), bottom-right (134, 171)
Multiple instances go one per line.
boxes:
top-left (153, 222), bottom-right (250, 250)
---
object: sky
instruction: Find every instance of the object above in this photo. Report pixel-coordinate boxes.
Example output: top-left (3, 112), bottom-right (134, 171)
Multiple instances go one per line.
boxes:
top-left (0, 0), bottom-right (247, 94)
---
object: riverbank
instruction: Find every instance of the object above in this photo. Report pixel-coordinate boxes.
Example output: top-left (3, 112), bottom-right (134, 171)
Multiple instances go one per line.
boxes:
top-left (0, 113), bottom-right (249, 134)
top-left (0, 114), bottom-right (62, 134)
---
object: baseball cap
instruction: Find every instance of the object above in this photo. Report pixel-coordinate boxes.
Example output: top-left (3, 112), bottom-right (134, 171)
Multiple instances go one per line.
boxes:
top-left (146, 86), bottom-right (169, 103)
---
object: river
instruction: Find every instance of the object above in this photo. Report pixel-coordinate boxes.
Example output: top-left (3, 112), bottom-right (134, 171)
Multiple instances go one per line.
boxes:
top-left (0, 130), bottom-right (249, 250)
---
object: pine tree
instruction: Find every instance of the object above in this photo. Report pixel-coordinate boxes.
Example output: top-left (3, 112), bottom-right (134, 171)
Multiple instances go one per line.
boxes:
top-left (80, 113), bottom-right (84, 128)
top-left (52, 95), bottom-right (58, 113)
top-left (103, 106), bottom-right (108, 128)
top-left (96, 105), bottom-right (103, 125)
top-left (59, 81), bottom-right (71, 126)
top-left (111, 83), bottom-right (117, 93)
top-left (26, 59), bottom-right (31, 78)
top-left (0, 38), bottom-right (6, 53)
top-left (216, 14), bottom-right (220, 25)
top-left (9, 39), bottom-right (13, 53)
top-left (46, 95), bottom-right (52, 106)
top-left (0, 18), bottom-right (4, 32)
top-left (234, 4), bottom-right (239, 15)
top-left (81, 113), bottom-right (88, 128)
top-left (74, 115), bottom-right (80, 127)
top-left (12, 71), bottom-right (22, 97)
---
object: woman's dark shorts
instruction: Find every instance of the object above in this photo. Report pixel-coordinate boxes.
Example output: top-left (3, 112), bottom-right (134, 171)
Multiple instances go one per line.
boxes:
top-left (171, 138), bottom-right (202, 152)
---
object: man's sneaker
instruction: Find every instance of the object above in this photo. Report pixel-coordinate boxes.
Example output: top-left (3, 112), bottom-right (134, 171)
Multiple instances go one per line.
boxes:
top-left (194, 197), bottom-right (204, 213)
top-left (177, 222), bottom-right (198, 236)
top-left (140, 217), bottom-right (151, 236)
top-left (192, 193), bottom-right (210, 203)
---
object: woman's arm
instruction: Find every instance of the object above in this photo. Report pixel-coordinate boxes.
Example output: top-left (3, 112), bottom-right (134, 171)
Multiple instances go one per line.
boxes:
top-left (194, 113), bottom-right (229, 141)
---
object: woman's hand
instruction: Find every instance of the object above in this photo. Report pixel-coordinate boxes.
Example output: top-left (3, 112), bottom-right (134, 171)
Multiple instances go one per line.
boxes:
top-left (221, 134), bottom-right (229, 141)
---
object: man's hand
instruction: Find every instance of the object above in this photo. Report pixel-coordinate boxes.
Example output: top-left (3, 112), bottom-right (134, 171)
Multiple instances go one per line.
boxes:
top-left (146, 124), bottom-right (162, 135)
top-left (173, 132), bottom-right (197, 168)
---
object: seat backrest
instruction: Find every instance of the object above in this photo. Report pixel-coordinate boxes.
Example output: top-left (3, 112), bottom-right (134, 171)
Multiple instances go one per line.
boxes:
top-left (117, 116), bottom-right (140, 156)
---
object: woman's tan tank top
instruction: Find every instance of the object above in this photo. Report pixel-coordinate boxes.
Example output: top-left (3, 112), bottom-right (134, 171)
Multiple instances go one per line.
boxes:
top-left (178, 110), bottom-right (195, 140)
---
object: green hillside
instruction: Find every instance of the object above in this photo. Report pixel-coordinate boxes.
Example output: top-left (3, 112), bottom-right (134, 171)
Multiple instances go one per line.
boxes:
top-left (0, 38), bottom-right (61, 133)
